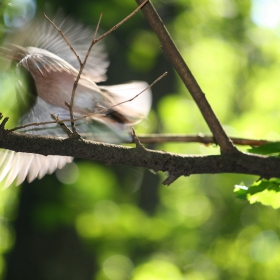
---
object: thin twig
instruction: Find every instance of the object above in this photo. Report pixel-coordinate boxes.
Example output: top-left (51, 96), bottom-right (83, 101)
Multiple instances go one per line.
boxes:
top-left (7, 117), bottom-right (275, 147)
top-left (8, 70), bottom-right (165, 134)
top-left (67, 12), bottom-right (103, 135)
top-left (51, 114), bottom-right (73, 138)
top-left (44, 13), bottom-right (82, 66)
top-left (89, 0), bottom-right (150, 47)
top-left (67, 0), bottom-right (149, 134)
top-left (8, 114), bottom-right (95, 133)
top-left (0, 113), bottom-right (9, 140)
top-left (137, 134), bottom-right (271, 146)
top-left (131, 127), bottom-right (146, 149)
top-left (110, 72), bottom-right (167, 110)
top-left (45, 0), bottom-right (149, 136)
top-left (67, 0), bottom-right (150, 124)
top-left (44, 12), bottom-right (103, 135)
top-left (81, 12), bottom-right (103, 70)
top-left (0, 113), bottom-right (9, 128)
top-left (135, 0), bottom-right (238, 155)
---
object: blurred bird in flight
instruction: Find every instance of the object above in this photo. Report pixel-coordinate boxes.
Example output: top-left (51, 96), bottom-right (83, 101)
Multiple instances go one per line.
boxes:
top-left (0, 12), bottom-right (152, 188)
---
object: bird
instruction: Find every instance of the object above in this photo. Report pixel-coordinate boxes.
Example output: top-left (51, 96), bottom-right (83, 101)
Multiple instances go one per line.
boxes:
top-left (0, 12), bottom-right (152, 189)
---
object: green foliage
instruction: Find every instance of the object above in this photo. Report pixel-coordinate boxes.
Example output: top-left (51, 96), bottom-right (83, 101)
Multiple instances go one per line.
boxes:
top-left (235, 179), bottom-right (280, 209)
top-left (234, 143), bottom-right (280, 209)
top-left (248, 142), bottom-right (280, 156)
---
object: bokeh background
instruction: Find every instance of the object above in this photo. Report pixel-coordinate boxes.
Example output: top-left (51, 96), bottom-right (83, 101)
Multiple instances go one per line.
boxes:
top-left (1, 0), bottom-right (280, 279)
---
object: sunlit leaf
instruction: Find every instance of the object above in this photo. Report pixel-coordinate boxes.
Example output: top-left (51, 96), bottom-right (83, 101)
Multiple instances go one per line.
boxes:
top-left (235, 179), bottom-right (280, 209)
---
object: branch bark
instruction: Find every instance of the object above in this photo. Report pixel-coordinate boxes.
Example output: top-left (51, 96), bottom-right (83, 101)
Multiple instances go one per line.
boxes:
top-left (1, 132), bottom-right (279, 185)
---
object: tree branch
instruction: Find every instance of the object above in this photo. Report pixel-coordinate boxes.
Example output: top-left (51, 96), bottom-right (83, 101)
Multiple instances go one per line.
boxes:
top-left (0, 132), bottom-right (279, 185)
top-left (135, 0), bottom-right (238, 154)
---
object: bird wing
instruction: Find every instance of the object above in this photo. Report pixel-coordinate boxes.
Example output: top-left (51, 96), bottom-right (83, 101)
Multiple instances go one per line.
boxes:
top-left (3, 11), bottom-right (109, 82)
top-left (0, 150), bottom-right (73, 189)
top-left (0, 96), bottom-right (73, 189)
top-left (15, 46), bottom-right (78, 76)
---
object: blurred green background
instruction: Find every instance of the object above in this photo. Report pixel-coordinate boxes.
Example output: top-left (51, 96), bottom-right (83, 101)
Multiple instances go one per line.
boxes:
top-left (1, 0), bottom-right (280, 279)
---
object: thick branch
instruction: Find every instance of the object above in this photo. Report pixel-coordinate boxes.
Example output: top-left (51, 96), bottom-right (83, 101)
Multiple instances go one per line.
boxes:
top-left (136, 0), bottom-right (237, 154)
top-left (1, 132), bottom-right (280, 184)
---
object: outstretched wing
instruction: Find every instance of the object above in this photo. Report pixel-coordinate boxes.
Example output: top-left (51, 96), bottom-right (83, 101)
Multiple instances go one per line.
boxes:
top-left (0, 150), bottom-right (73, 189)
top-left (3, 11), bottom-right (109, 82)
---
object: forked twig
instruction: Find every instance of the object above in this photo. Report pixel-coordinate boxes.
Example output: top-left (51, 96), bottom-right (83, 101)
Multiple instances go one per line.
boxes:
top-left (67, 0), bottom-right (149, 130)
top-left (65, 12), bottom-right (103, 136)
top-left (44, 0), bottom-right (150, 137)
top-left (88, 0), bottom-right (150, 47)
top-left (44, 13), bottom-right (103, 136)
top-left (51, 114), bottom-right (73, 138)
top-left (44, 12), bottom-right (104, 136)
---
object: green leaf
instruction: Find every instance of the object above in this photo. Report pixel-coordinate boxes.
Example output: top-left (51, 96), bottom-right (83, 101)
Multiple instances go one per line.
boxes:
top-left (234, 179), bottom-right (280, 209)
top-left (247, 142), bottom-right (280, 156)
